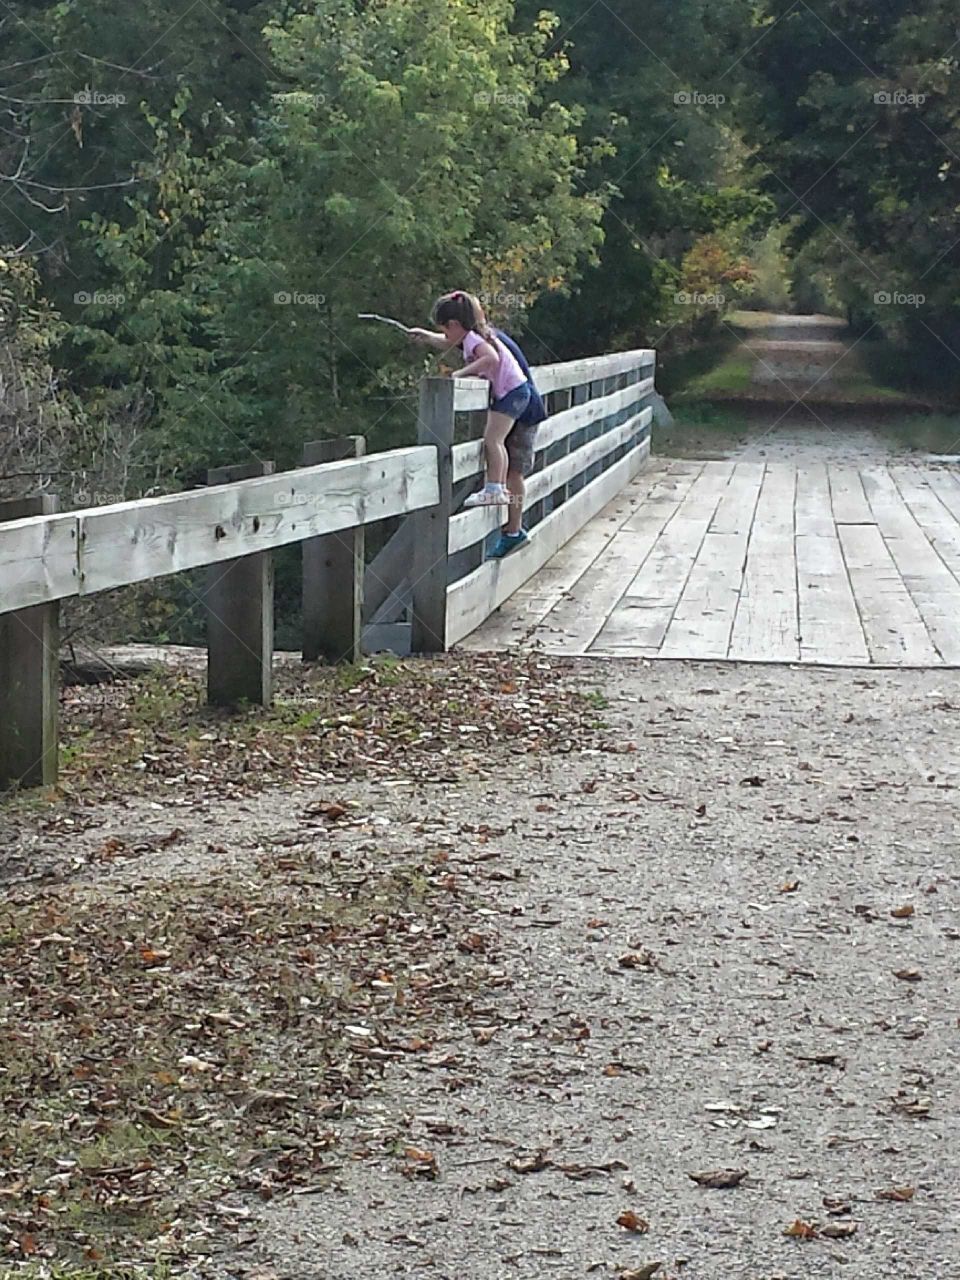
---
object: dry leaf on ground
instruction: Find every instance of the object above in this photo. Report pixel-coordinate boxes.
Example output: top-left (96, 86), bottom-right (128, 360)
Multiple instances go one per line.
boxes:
top-left (784, 1219), bottom-right (819, 1239)
top-left (688, 1168), bottom-right (748, 1188)
top-left (617, 1211), bottom-right (650, 1233)
top-left (876, 1186), bottom-right (915, 1202)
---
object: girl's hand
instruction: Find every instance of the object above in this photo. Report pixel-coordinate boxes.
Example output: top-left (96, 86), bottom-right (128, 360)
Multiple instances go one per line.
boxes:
top-left (408, 327), bottom-right (433, 345)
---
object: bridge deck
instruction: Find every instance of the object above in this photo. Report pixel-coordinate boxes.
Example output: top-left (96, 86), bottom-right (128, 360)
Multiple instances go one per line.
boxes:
top-left (462, 459), bottom-right (960, 666)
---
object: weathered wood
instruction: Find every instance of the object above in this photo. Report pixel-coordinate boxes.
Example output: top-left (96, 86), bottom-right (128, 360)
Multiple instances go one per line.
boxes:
top-left (452, 378), bottom-right (490, 412)
top-left (0, 509), bottom-right (78, 614)
top-left (598, 463), bottom-right (734, 654)
top-left (458, 475), bottom-right (653, 651)
top-left (362, 521), bottom-right (415, 622)
top-left (659, 462), bottom-right (764, 658)
top-left (302, 437), bottom-right (365, 663)
top-left (411, 377), bottom-right (456, 653)
top-left (533, 349), bottom-right (655, 395)
top-left (446, 435), bottom-right (651, 647)
top-left (449, 408), bottom-right (653, 555)
top-left (860, 466), bottom-right (960, 662)
top-left (204, 461), bottom-right (275, 707)
top-left (0, 495), bottom-right (60, 790)
top-left (728, 464), bottom-right (799, 662)
top-left (76, 446), bottom-right (438, 597)
top-left (449, 377), bottom-right (654, 486)
top-left (839, 522), bottom-right (939, 664)
top-left (537, 464), bottom-right (705, 655)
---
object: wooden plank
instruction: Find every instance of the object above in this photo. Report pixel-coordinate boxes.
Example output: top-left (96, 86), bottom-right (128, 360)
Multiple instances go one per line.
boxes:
top-left (924, 467), bottom-right (960, 526)
top-left (530, 464), bottom-right (708, 654)
top-left (449, 408), bottom-right (652, 555)
top-left (362, 520), bottom-right (414, 623)
top-left (658, 462), bottom-right (765, 658)
top-left (829, 467), bottom-right (874, 525)
top-left (838, 523), bottom-right (940, 664)
top-left (861, 466), bottom-right (960, 662)
top-left (796, 531), bottom-right (869, 664)
top-left (76, 446), bottom-right (438, 596)
top-left (0, 495), bottom-right (60, 790)
top-left (411, 378), bottom-right (455, 653)
top-left (450, 377), bottom-right (655, 485)
top-left (889, 465), bottom-right (960, 587)
top-left (446, 438), bottom-right (651, 648)
top-left (302, 437), bottom-right (365, 664)
top-left (452, 378), bottom-right (490, 412)
top-left (460, 462), bottom-right (677, 651)
top-left (532, 350), bottom-right (655, 395)
top-left (0, 512), bottom-right (79, 614)
top-left (794, 461), bottom-right (834, 538)
top-left (728, 464), bottom-right (800, 662)
top-left (204, 462), bottom-right (275, 707)
top-left (593, 462), bottom-right (733, 653)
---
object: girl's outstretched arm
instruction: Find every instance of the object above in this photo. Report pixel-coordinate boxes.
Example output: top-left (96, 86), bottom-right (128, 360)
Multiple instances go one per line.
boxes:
top-left (408, 327), bottom-right (451, 351)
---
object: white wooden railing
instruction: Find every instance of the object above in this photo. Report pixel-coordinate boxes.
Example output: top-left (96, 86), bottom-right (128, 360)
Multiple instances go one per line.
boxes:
top-left (0, 345), bottom-right (657, 790)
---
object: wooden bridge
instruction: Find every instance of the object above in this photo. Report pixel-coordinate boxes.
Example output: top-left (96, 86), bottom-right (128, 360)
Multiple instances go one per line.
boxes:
top-left (4, 338), bottom-right (960, 792)
top-left (0, 346), bottom-right (655, 790)
top-left (463, 457), bottom-right (960, 664)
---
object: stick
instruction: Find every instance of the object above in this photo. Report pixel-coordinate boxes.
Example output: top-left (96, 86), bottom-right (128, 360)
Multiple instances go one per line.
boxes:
top-left (357, 313), bottom-right (414, 334)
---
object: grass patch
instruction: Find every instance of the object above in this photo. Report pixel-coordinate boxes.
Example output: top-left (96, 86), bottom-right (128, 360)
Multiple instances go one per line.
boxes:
top-left (2, 655), bottom-right (608, 820)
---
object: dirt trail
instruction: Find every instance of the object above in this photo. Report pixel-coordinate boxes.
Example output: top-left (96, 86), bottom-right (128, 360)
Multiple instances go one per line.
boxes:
top-left (74, 658), bottom-right (954, 1280)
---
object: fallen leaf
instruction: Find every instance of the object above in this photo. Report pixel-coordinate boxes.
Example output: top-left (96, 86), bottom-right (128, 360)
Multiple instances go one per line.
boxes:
top-left (404, 1147), bottom-right (435, 1163)
top-left (140, 947), bottom-right (171, 967)
top-left (779, 880), bottom-right (801, 893)
top-left (19, 1235), bottom-right (37, 1257)
top-left (796, 1052), bottom-right (844, 1066)
top-left (890, 905), bottom-right (915, 919)
top-left (688, 1168), bottom-right (748, 1189)
top-left (618, 1265), bottom-right (663, 1280)
top-left (820, 1221), bottom-right (858, 1239)
top-left (509, 1151), bottom-right (550, 1174)
top-left (618, 951), bottom-right (656, 969)
top-left (784, 1219), bottom-right (818, 1239)
top-left (617, 1210), bottom-right (650, 1233)
top-left (876, 1186), bottom-right (915, 1202)
top-left (893, 968), bottom-right (922, 981)
top-left (472, 1027), bottom-right (496, 1045)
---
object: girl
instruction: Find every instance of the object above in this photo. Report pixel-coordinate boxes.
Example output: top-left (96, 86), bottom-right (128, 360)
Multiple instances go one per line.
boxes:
top-left (408, 291), bottom-right (532, 507)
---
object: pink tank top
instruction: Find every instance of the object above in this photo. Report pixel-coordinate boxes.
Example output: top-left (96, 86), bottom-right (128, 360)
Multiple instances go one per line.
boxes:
top-left (463, 330), bottom-right (527, 401)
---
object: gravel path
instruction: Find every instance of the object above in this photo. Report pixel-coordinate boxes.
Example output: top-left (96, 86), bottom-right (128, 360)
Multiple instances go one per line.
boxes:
top-left (231, 660), bottom-right (960, 1280)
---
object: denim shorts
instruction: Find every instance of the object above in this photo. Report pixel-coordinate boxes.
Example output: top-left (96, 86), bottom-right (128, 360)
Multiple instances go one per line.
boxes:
top-left (490, 381), bottom-right (533, 420)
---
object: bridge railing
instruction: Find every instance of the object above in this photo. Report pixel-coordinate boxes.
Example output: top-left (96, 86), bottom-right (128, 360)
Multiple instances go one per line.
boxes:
top-left (0, 344), bottom-right (656, 790)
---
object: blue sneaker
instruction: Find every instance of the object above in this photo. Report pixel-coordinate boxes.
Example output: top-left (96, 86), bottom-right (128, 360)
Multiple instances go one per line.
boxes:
top-left (489, 529), bottom-right (529, 559)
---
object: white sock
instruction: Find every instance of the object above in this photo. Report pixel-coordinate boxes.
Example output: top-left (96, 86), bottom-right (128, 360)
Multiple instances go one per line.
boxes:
top-left (486, 482), bottom-right (506, 492)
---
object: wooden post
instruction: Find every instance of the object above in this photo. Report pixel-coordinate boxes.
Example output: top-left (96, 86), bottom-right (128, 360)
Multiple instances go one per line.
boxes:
top-left (0, 495), bottom-right (60, 790)
top-left (302, 436), bottom-right (365, 663)
top-left (411, 376), bottom-right (455, 653)
top-left (204, 460), bottom-right (275, 707)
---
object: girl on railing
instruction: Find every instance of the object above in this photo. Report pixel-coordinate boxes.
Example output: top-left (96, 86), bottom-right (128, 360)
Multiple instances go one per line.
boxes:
top-left (408, 292), bottom-right (535, 516)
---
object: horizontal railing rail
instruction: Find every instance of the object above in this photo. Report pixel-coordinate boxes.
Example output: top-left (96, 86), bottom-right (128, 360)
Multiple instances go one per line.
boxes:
top-left (0, 343), bottom-right (660, 792)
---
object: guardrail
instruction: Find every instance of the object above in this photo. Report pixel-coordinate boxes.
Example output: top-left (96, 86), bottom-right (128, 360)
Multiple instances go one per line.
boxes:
top-left (0, 345), bottom-right (657, 790)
